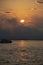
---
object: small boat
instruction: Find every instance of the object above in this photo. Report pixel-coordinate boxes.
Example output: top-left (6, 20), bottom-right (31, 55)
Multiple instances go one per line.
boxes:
top-left (0, 39), bottom-right (12, 43)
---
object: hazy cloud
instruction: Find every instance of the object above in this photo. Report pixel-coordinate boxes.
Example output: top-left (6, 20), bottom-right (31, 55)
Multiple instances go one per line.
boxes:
top-left (0, 13), bottom-right (43, 31)
top-left (37, 0), bottom-right (43, 4)
top-left (31, 15), bottom-right (43, 30)
top-left (0, 13), bottom-right (43, 39)
top-left (0, 13), bottom-right (18, 30)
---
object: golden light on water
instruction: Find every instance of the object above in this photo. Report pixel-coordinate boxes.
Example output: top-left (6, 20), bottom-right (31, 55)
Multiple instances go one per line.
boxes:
top-left (18, 40), bottom-right (26, 47)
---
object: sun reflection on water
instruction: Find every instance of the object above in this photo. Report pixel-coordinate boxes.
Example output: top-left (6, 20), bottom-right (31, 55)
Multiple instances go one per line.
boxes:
top-left (18, 40), bottom-right (26, 47)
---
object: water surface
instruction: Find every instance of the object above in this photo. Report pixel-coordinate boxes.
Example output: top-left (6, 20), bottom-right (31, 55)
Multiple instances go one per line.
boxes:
top-left (0, 40), bottom-right (43, 65)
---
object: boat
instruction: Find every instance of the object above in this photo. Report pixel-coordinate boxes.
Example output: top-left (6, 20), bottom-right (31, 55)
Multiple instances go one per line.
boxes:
top-left (0, 39), bottom-right (12, 43)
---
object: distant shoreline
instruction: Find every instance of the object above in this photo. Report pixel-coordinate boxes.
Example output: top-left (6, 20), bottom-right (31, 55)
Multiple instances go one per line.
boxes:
top-left (0, 39), bottom-right (43, 41)
top-left (12, 39), bottom-right (43, 41)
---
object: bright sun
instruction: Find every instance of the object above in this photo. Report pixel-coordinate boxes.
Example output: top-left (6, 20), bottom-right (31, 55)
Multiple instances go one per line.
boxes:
top-left (20, 19), bottom-right (24, 23)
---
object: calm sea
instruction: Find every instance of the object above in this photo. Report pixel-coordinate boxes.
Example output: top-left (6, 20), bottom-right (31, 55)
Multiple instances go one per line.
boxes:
top-left (0, 40), bottom-right (43, 65)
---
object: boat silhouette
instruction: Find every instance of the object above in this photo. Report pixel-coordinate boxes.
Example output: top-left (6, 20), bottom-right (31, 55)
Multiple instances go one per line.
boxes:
top-left (0, 39), bottom-right (12, 43)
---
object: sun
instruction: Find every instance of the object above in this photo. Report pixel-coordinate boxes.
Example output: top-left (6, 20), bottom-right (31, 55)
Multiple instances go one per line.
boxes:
top-left (20, 19), bottom-right (25, 23)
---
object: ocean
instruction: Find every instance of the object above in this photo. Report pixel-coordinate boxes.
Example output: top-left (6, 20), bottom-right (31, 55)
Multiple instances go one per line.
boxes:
top-left (0, 40), bottom-right (43, 65)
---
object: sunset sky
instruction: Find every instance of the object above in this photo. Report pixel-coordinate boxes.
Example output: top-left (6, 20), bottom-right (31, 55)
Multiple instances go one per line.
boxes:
top-left (0, 0), bottom-right (43, 17)
top-left (0, 0), bottom-right (43, 39)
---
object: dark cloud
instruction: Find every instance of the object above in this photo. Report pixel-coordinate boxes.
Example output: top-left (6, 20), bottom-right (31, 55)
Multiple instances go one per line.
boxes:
top-left (0, 13), bottom-right (18, 30)
top-left (31, 15), bottom-right (43, 30)
top-left (5, 11), bottom-right (11, 14)
top-left (0, 13), bottom-right (43, 39)
top-left (37, 0), bottom-right (43, 4)
top-left (0, 26), bottom-right (43, 40)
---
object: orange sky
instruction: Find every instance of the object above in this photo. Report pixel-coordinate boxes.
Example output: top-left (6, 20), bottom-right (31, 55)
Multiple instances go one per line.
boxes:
top-left (0, 0), bottom-right (43, 18)
top-left (0, 0), bottom-right (43, 31)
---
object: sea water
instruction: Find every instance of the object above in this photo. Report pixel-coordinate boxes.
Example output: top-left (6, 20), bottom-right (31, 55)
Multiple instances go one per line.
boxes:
top-left (0, 40), bottom-right (43, 65)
